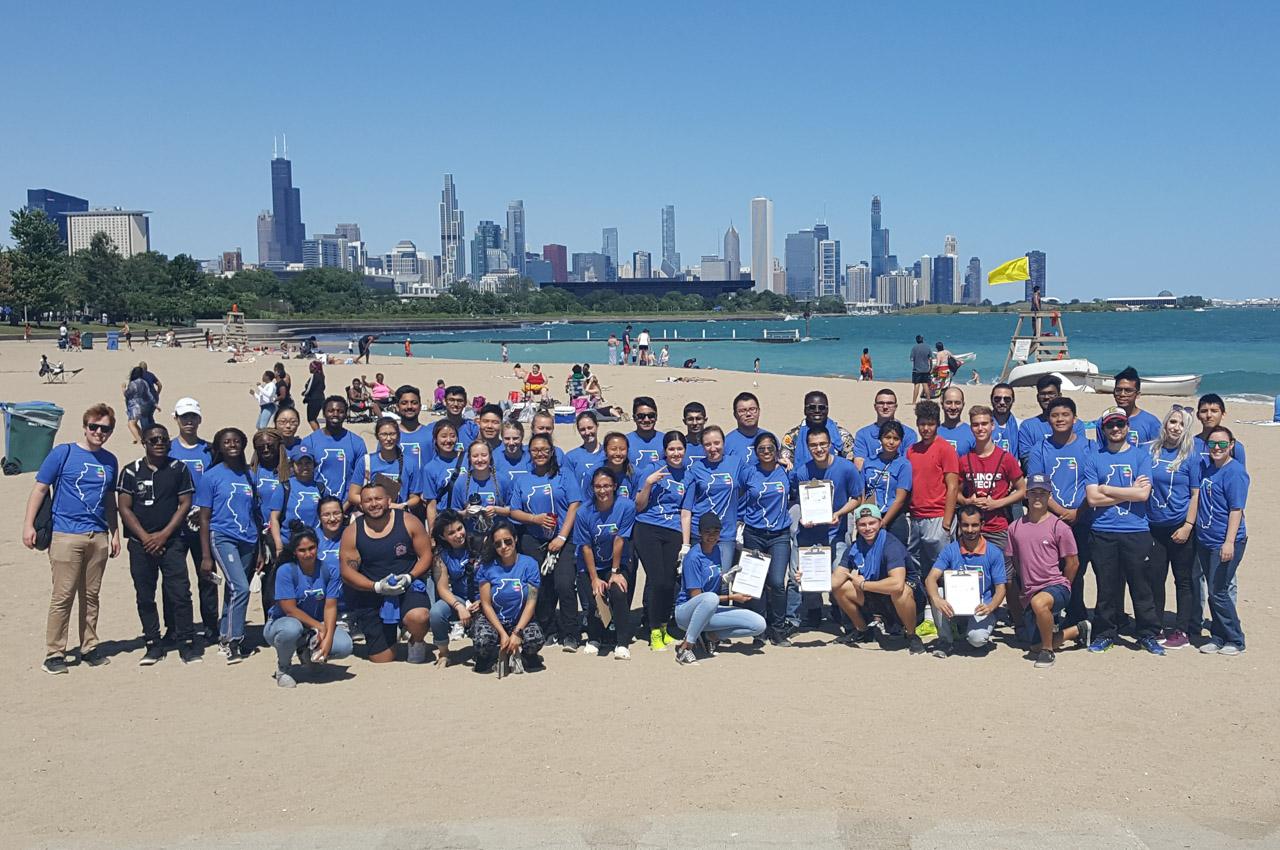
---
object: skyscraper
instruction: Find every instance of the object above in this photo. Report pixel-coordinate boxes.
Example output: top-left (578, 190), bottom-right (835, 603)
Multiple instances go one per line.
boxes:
top-left (542, 243), bottom-right (568, 283)
top-left (661, 205), bottom-right (679, 272)
top-left (818, 239), bottom-right (841, 297)
top-left (334, 223), bottom-right (361, 242)
top-left (505, 201), bottom-right (525, 275)
top-left (602, 227), bottom-right (619, 269)
top-left (931, 254), bottom-right (956, 305)
top-left (846, 262), bottom-right (871, 302)
top-left (471, 220), bottom-right (503, 278)
top-left (723, 223), bottom-right (740, 281)
top-left (303, 233), bottom-right (347, 269)
top-left (269, 141), bottom-right (306, 264)
top-left (699, 255), bottom-right (730, 280)
top-left (916, 255), bottom-right (932, 305)
top-left (26, 189), bottom-right (88, 243)
top-left (943, 235), bottom-right (961, 303)
top-left (440, 174), bottom-right (465, 284)
top-left (750, 197), bottom-right (773, 293)
top-left (65, 209), bottom-right (151, 257)
top-left (256, 211), bottom-right (275, 266)
top-left (784, 228), bottom-right (819, 300)
top-left (1025, 250), bottom-right (1046, 300)
top-left (871, 196), bottom-right (888, 297)
top-left (964, 257), bottom-right (982, 305)
top-left (633, 250), bottom-right (652, 278)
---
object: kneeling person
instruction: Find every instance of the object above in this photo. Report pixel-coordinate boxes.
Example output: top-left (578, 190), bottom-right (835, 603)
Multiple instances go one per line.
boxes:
top-left (265, 527), bottom-right (354, 687)
top-left (925, 504), bottom-right (1007, 657)
top-left (475, 521), bottom-right (546, 673)
top-left (832, 505), bottom-right (924, 653)
top-left (671, 512), bottom-right (766, 665)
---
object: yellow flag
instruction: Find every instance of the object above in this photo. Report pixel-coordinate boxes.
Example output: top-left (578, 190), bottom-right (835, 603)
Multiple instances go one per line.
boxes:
top-left (987, 256), bottom-right (1030, 285)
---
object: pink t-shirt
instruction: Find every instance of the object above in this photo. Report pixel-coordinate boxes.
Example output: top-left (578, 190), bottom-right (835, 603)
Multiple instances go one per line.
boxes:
top-left (1005, 514), bottom-right (1077, 604)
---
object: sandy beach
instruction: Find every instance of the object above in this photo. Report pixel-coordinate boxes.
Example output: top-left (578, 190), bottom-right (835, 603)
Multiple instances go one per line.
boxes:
top-left (1, 339), bottom-right (1277, 849)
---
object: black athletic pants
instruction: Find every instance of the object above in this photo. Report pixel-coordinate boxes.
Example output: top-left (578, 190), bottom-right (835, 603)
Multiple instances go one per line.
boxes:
top-left (520, 532), bottom-right (578, 642)
top-left (1090, 529), bottom-right (1159, 640)
top-left (1149, 523), bottom-right (1196, 634)
top-left (129, 539), bottom-right (193, 644)
top-left (633, 522), bottom-right (681, 629)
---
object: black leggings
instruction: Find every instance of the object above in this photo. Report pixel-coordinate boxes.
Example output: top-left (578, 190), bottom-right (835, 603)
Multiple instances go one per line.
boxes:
top-left (519, 532), bottom-right (578, 641)
top-left (633, 522), bottom-right (681, 628)
top-left (1149, 523), bottom-right (1196, 634)
top-left (585, 565), bottom-right (633, 647)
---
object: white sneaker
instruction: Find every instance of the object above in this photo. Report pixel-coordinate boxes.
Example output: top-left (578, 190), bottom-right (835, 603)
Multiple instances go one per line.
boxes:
top-left (449, 622), bottom-right (465, 641)
top-left (581, 641), bottom-right (600, 656)
top-left (613, 646), bottom-right (631, 660)
top-left (406, 641), bottom-right (429, 664)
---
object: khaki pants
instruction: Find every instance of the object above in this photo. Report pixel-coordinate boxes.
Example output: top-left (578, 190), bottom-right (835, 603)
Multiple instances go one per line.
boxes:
top-left (46, 531), bottom-right (110, 657)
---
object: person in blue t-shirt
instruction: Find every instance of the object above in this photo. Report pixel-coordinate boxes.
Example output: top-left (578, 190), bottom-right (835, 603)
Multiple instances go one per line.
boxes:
top-left (250, 428), bottom-right (290, 620)
top-left (627, 396), bottom-right (665, 468)
top-left (1194, 394), bottom-right (1247, 468)
top-left (444, 441), bottom-right (511, 539)
top-left (494, 420), bottom-right (530, 500)
top-left (1085, 406), bottom-right (1161, 654)
top-left (574, 468), bottom-right (637, 658)
top-left (924, 505), bottom-right (1007, 657)
top-left (272, 405), bottom-right (307, 463)
top-left (263, 528), bottom-right (352, 688)
top-left (315, 496), bottom-right (346, 573)
top-left (831, 505), bottom-right (923, 653)
top-left (861, 420), bottom-right (913, 545)
top-left (852, 388), bottom-right (918, 471)
top-left (423, 385), bottom-right (480, 465)
top-left (270, 452), bottom-right (323, 553)
top-left (300, 396), bottom-right (368, 512)
top-left (937, 387), bottom-right (976, 457)
top-left (391, 386), bottom-right (431, 477)
top-left (600, 432), bottom-right (642, 502)
top-left (725, 391), bottom-right (770, 465)
top-left (1194, 426), bottom-right (1249, 655)
top-left (349, 417), bottom-right (424, 515)
top-left (633, 431), bottom-right (691, 651)
top-left (740, 432), bottom-right (798, 645)
top-left (1016, 375), bottom-right (1086, 467)
top-left (422, 421), bottom-right (467, 527)
top-left (475, 521), bottom-right (545, 673)
top-left (790, 428), bottom-right (863, 553)
top-left (24, 403), bottom-right (121, 674)
top-left (681, 402), bottom-right (709, 465)
top-left (1110, 367), bottom-right (1162, 446)
top-left (680, 426), bottom-right (747, 571)
top-left (671, 513), bottom-right (765, 665)
top-left (1146, 406), bottom-right (1200, 649)
top-left (428, 510), bottom-right (480, 666)
top-left (565, 410), bottom-right (606, 492)
top-left (988, 384), bottom-right (1020, 454)
top-left (169, 397), bottom-right (217, 641)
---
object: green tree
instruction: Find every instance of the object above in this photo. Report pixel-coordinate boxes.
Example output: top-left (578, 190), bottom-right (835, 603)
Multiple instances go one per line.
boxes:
top-left (8, 208), bottom-right (68, 320)
top-left (69, 231), bottom-right (127, 318)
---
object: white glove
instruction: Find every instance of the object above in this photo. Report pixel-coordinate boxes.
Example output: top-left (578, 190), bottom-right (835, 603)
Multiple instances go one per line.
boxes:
top-left (677, 544), bottom-right (690, 576)
top-left (374, 575), bottom-right (406, 596)
top-left (397, 573), bottom-right (414, 589)
top-left (540, 552), bottom-right (557, 576)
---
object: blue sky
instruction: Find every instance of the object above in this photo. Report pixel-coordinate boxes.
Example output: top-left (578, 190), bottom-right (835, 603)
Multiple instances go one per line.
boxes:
top-left (4, 2), bottom-right (1277, 299)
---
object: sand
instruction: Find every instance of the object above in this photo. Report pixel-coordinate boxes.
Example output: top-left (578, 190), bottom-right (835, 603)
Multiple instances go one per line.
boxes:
top-left (1, 340), bottom-right (1277, 849)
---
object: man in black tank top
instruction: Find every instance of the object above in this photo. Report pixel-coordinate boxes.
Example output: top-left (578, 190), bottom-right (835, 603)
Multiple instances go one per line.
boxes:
top-left (340, 482), bottom-right (434, 663)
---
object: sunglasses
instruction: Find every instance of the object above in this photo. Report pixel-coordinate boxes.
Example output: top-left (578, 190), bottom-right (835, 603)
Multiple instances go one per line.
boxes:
top-left (1206, 440), bottom-right (1231, 449)
top-left (144, 435), bottom-right (168, 444)
top-left (1103, 420), bottom-right (1129, 429)
top-left (1171, 404), bottom-right (1193, 414)
top-left (86, 423), bottom-right (114, 434)
top-left (805, 404), bottom-right (828, 412)
top-left (635, 413), bottom-right (657, 421)
top-left (756, 444), bottom-right (776, 453)
top-left (992, 396), bottom-right (1014, 403)
top-left (494, 537), bottom-right (515, 547)
top-left (874, 400), bottom-right (896, 407)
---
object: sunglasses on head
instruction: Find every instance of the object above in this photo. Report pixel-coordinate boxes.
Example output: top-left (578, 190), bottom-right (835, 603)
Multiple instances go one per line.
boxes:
top-left (86, 423), bottom-right (113, 434)
top-left (1171, 404), bottom-right (1192, 414)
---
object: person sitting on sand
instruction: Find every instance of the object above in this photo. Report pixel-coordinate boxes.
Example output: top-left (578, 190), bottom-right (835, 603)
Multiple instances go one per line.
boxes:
top-left (524, 364), bottom-right (549, 399)
top-left (428, 511), bottom-right (480, 667)
top-left (346, 377), bottom-right (374, 418)
top-left (475, 520), bottom-right (545, 674)
top-left (264, 527), bottom-right (353, 688)
top-left (671, 512), bottom-right (766, 665)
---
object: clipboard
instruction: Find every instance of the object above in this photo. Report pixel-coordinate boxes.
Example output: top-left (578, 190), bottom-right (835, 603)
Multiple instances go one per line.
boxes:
top-left (799, 480), bottom-right (835, 525)
top-left (798, 545), bottom-right (832, 592)
top-left (731, 549), bottom-right (769, 599)
top-left (943, 570), bottom-right (981, 617)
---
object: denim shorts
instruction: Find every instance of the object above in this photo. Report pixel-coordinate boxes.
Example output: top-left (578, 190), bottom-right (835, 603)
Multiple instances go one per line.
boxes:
top-left (1021, 583), bottom-right (1071, 642)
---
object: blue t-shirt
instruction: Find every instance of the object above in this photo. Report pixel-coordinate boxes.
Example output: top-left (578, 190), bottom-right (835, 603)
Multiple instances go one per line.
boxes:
top-left (438, 545), bottom-right (478, 603)
top-left (1028, 435), bottom-right (1097, 512)
top-left (932, 539), bottom-right (1007, 604)
top-left (277, 479), bottom-right (322, 543)
top-left (937, 422), bottom-right (976, 458)
top-left (254, 467), bottom-right (284, 527)
top-left (841, 531), bottom-right (912, 583)
top-left (494, 448), bottom-right (530, 499)
top-left (1194, 434), bottom-right (1247, 469)
top-left (301, 429), bottom-right (368, 501)
top-left (739, 463), bottom-right (792, 531)
top-left (269, 559), bottom-right (342, 621)
top-left (397, 423), bottom-right (434, 476)
top-left (787, 418), bottom-right (847, 468)
top-left (510, 468), bottom-right (583, 542)
top-left (283, 437), bottom-right (307, 463)
top-left (790, 456), bottom-right (863, 546)
top-left (1017, 416), bottom-right (1087, 462)
top-left (445, 470), bottom-right (505, 512)
top-left (684, 438), bottom-right (708, 466)
top-left (626, 430), bottom-right (665, 469)
top-left (725, 428), bottom-right (773, 465)
top-left (572, 497), bottom-right (635, 572)
top-left (565, 445), bottom-right (606, 492)
top-left (682, 454), bottom-right (747, 541)
top-left (423, 453), bottom-right (467, 502)
top-left (852, 421), bottom-right (918, 464)
top-left (1124, 410), bottom-right (1162, 446)
top-left (862, 453), bottom-right (913, 515)
top-left (37, 443), bottom-right (118, 534)
top-left (990, 415), bottom-right (1020, 454)
top-left (317, 531), bottom-right (343, 571)
top-left (194, 463), bottom-right (261, 545)
top-left (1196, 460), bottom-right (1249, 549)
top-left (1148, 445), bottom-right (1201, 528)
top-left (635, 464), bottom-right (689, 531)
top-left (600, 465), bottom-right (641, 502)
top-left (479, 554), bottom-right (541, 624)
top-left (1090, 444), bottom-right (1152, 533)
top-left (361, 450), bottom-right (425, 499)
top-left (169, 438), bottom-right (212, 491)
top-left (677, 545), bottom-right (722, 605)
top-left (424, 419), bottom-right (479, 465)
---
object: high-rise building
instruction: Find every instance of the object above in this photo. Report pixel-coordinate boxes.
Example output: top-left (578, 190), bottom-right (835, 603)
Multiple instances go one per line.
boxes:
top-left (26, 189), bottom-right (88, 243)
top-left (770, 257), bottom-right (786, 295)
top-left (64, 209), bottom-right (150, 257)
top-left (661, 205), bottom-right (679, 272)
top-left (964, 257), bottom-right (982, 305)
top-left (471, 220), bottom-right (503, 278)
top-left (633, 250), bottom-right (652, 278)
top-left (256, 211), bottom-right (275, 265)
top-left (871, 196), bottom-right (888, 296)
top-left (917, 255), bottom-right (933, 305)
top-left (543, 243), bottom-right (568, 283)
top-left (601, 227), bottom-right (619, 270)
top-left (723, 223), bottom-right (740, 281)
top-left (334, 223), bottom-right (361, 242)
top-left (784, 228), bottom-right (819, 300)
top-left (700, 255), bottom-right (730, 280)
top-left (505, 201), bottom-right (525, 275)
top-left (846, 262), bottom-right (871, 302)
top-left (942, 234), bottom-right (962, 303)
top-left (750, 197), bottom-right (774, 293)
top-left (386, 240), bottom-right (421, 277)
top-left (524, 256), bottom-right (554, 285)
top-left (818, 239), bottom-right (841, 297)
top-left (944, 234), bottom-right (957, 255)
top-left (571, 252), bottom-right (612, 282)
top-left (222, 248), bottom-right (244, 273)
top-left (303, 233), bottom-right (348, 269)
top-left (440, 174), bottom-right (465, 283)
top-left (1025, 250), bottom-right (1046, 300)
top-left (346, 241), bottom-right (368, 272)
top-left (931, 254), bottom-right (956, 305)
top-left (269, 142), bottom-right (306, 264)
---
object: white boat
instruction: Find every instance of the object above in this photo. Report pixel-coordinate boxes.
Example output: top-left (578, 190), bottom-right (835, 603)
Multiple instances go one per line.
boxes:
top-left (1007, 358), bottom-right (1100, 390)
top-left (1085, 373), bottom-right (1202, 397)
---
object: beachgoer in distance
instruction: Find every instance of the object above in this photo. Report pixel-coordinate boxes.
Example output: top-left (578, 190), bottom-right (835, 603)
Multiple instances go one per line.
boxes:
top-left (909, 335), bottom-right (932, 403)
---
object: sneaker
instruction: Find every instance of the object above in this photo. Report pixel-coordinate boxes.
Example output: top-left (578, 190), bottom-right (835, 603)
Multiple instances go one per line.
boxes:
top-left (770, 634), bottom-right (793, 648)
top-left (226, 641), bottom-right (246, 665)
top-left (581, 641), bottom-right (600, 656)
top-left (698, 635), bottom-right (719, 657)
top-left (82, 649), bottom-right (110, 667)
top-left (1218, 644), bottom-right (1242, 657)
top-left (139, 644), bottom-right (165, 666)
top-left (216, 641), bottom-right (230, 658)
top-left (201, 627), bottom-right (219, 645)
top-left (42, 656), bottom-right (68, 675)
top-left (1087, 636), bottom-right (1114, 653)
top-left (1162, 630), bottom-right (1190, 650)
top-left (649, 628), bottom-right (667, 652)
top-left (474, 658), bottom-right (495, 674)
top-left (1199, 639), bottom-right (1223, 655)
top-left (273, 669), bottom-right (297, 689)
top-left (1034, 649), bottom-right (1056, 669)
top-left (674, 646), bottom-right (698, 666)
top-left (931, 643), bottom-right (953, 659)
top-left (1139, 636), bottom-right (1166, 656)
top-left (179, 644), bottom-right (203, 664)
top-left (915, 618), bottom-right (938, 638)
top-left (661, 625), bottom-right (679, 647)
top-left (406, 641), bottom-right (429, 664)
top-left (908, 635), bottom-right (926, 655)
top-left (1074, 619), bottom-right (1093, 648)
top-left (449, 621), bottom-right (465, 641)
top-left (521, 654), bottom-right (544, 672)
top-left (561, 638), bottom-right (580, 653)
top-left (835, 628), bottom-right (875, 647)
top-left (613, 646), bottom-right (631, 661)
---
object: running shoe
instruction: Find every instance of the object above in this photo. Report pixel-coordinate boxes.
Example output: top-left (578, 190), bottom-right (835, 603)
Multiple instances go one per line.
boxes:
top-left (1074, 619), bottom-right (1093, 649)
top-left (1139, 636), bottom-right (1166, 656)
top-left (273, 670), bottom-right (297, 689)
top-left (907, 635), bottom-right (926, 655)
top-left (674, 646), bottom-right (698, 666)
top-left (699, 635), bottom-right (719, 657)
top-left (139, 644), bottom-right (165, 666)
top-left (1162, 630), bottom-right (1189, 650)
top-left (1217, 644), bottom-right (1242, 657)
top-left (915, 618), bottom-right (938, 638)
top-left (1087, 636), bottom-right (1114, 653)
top-left (561, 637), bottom-right (581, 653)
top-left (42, 656), bottom-right (68, 675)
top-left (1199, 639), bottom-right (1223, 655)
top-left (179, 644), bottom-right (202, 664)
top-left (661, 625), bottom-right (679, 647)
top-left (835, 628), bottom-right (875, 647)
top-left (581, 641), bottom-right (600, 656)
top-left (613, 646), bottom-right (631, 661)
top-left (649, 628), bottom-right (667, 652)
top-left (406, 641), bottom-right (429, 664)
top-left (82, 649), bottom-right (110, 667)
top-left (1034, 649), bottom-right (1056, 669)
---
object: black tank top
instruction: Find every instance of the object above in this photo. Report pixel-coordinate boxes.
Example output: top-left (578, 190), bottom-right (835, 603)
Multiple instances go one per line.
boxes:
top-left (354, 510), bottom-right (416, 584)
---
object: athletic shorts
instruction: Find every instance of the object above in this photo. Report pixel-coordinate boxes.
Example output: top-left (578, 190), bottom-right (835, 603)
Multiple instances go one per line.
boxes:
top-left (1020, 583), bottom-right (1070, 643)
top-left (348, 592), bottom-right (429, 655)
top-left (912, 371), bottom-right (930, 385)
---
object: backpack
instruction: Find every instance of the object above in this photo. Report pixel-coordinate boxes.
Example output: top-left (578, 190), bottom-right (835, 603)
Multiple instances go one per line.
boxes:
top-left (33, 445), bottom-right (72, 552)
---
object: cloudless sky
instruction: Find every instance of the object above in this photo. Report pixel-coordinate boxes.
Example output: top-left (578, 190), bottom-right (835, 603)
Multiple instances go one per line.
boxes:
top-left (4, 1), bottom-right (1277, 299)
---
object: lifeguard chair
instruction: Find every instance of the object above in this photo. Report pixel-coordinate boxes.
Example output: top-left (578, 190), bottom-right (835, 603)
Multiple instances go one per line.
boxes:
top-left (223, 305), bottom-right (248, 349)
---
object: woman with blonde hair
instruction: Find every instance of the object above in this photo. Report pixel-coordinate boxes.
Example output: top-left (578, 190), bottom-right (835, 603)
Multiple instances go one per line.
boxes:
top-left (1146, 405), bottom-right (1200, 650)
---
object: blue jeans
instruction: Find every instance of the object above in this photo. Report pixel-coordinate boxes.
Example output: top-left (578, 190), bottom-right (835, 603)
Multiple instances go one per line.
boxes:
top-left (674, 592), bottom-right (766, 644)
top-left (1191, 543), bottom-right (1239, 634)
top-left (256, 403), bottom-right (277, 430)
top-left (1198, 538), bottom-right (1246, 649)
top-left (429, 598), bottom-right (470, 644)
top-left (742, 526), bottom-right (792, 635)
top-left (210, 533), bottom-right (255, 642)
top-left (935, 610), bottom-right (997, 648)
top-left (263, 616), bottom-right (353, 670)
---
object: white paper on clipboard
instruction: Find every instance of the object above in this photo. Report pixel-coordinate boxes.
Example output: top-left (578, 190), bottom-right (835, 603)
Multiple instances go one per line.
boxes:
top-left (798, 545), bottom-right (832, 592)
top-left (799, 480), bottom-right (835, 526)
top-left (731, 549), bottom-right (769, 599)
top-left (943, 570), bottom-right (981, 616)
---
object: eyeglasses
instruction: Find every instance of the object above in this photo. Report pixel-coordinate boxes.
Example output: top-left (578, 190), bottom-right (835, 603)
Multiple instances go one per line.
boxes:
top-left (86, 423), bottom-right (113, 434)
top-left (494, 537), bottom-right (515, 548)
top-left (1206, 440), bottom-right (1231, 449)
top-left (805, 404), bottom-right (828, 412)
top-left (635, 412), bottom-right (656, 421)
top-left (735, 406), bottom-right (759, 414)
top-left (1113, 387), bottom-right (1138, 396)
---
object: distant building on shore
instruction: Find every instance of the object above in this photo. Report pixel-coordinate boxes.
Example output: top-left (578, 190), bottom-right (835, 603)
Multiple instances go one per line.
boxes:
top-left (750, 197), bottom-right (774, 294)
top-left (65, 209), bottom-right (151, 257)
top-left (542, 277), bottom-right (752, 301)
top-left (26, 188), bottom-right (88, 243)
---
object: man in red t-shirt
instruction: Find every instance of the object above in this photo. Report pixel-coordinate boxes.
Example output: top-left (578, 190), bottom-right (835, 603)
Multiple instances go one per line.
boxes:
top-left (959, 404), bottom-right (1026, 615)
top-left (906, 401), bottom-right (959, 589)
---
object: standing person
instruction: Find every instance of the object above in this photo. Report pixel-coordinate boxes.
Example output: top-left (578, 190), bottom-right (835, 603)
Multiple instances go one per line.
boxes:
top-left (474, 521), bottom-right (546, 673)
top-left (315, 496), bottom-right (346, 570)
top-left (740, 432), bottom-right (796, 645)
top-left (671, 513), bottom-right (766, 665)
top-left (1147, 405), bottom-right (1200, 650)
top-left (1194, 394), bottom-right (1247, 467)
top-left (205, 328), bottom-right (214, 350)
top-left (301, 397), bottom-right (368, 511)
top-left (301, 360), bottom-right (326, 432)
top-left (273, 362), bottom-right (293, 410)
top-left (122, 321), bottom-right (133, 351)
top-left (859, 348), bottom-right (873, 381)
top-left (428, 511), bottom-right (480, 667)
top-left (957, 405), bottom-right (1025, 554)
top-left (574, 468), bottom-right (637, 659)
top-left (422, 422), bottom-right (464, 528)
top-left (905, 401), bottom-right (960, 597)
top-left (789, 428), bottom-right (864, 628)
top-left (780, 390), bottom-right (855, 468)
top-left (937, 387), bottom-right (975, 457)
top-left (925, 504), bottom-right (1007, 657)
top-left (637, 327), bottom-right (651, 364)
top-left (394, 385), bottom-right (431, 481)
top-left (349, 417), bottom-right (424, 515)
top-left (117, 424), bottom-right (197, 665)
top-left (404, 337), bottom-right (413, 358)
top-left (194, 427), bottom-right (260, 664)
top-left (753, 357), bottom-right (760, 387)
top-left (476, 403), bottom-right (504, 452)
top-left (442, 441), bottom-right (510, 538)
top-left (622, 324), bottom-right (632, 366)
top-left (989, 384), bottom-right (1020, 453)
top-left (139, 361), bottom-right (163, 405)
top-left (1015, 375), bottom-right (1084, 469)
top-left (123, 366), bottom-right (158, 444)
top-left (681, 402), bottom-right (709, 465)
top-left (251, 370), bottom-right (278, 430)
top-left (627, 396), bottom-right (664, 467)
top-left (852, 388), bottom-right (918, 471)
top-left (831, 505), bottom-right (923, 652)
top-left (909, 335), bottom-right (933, 403)
top-left (1110, 367), bottom-right (1162, 446)
top-left (425, 386), bottom-right (480, 463)
top-left (270, 453), bottom-right (322, 553)
top-left (725, 392), bottom-right (769, 464)
top-left (861, 421), bottom-right (913, 546)
top-left (263, 527), bottom-right (353, 688)
top-left (501, 342), bottom-right (509, 364)
top-left (1194, 426), bottom-right (1249, 656)
top-left (274, 406), bottom-right (306, 462)
top-left (23, 404), bottom-right (122, 674)
top-left (566, 410), bottom-right (605, 492)
top-left (495, 421), bottom-right (530, 495)
top-left (607, 333), bottom-right (619, 366)
top-left (681, 426), bottom-right (748, 572)
top-left (340, 481), bottom-right (435, 663)
top-left (632, 431), bottom-right (690, 651)
top-left (508, 434), bottom-right (583, 649)
top-left (1084, 406), bottom-right (1161, 655)
top-left (1030, 285), bottom-right (1043, 334)
top-left (1006, 474), bottom-right (1091, 668)
top-left (170, 398), bottom-right (217, 643)
top-left (357, 333), bottom-right (374, 364)
top-left (660, 345), bottom-right (670, 367)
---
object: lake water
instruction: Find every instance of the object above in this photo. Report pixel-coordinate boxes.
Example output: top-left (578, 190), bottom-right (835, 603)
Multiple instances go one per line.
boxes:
top-left (355, 309), bottom-right (1280, 400)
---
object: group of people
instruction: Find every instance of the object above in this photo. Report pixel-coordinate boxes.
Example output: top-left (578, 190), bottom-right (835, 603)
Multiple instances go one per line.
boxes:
top-left (608, 325), bottom-right (670, 367)
top-left (23, 361), bottom-right (1250, 685)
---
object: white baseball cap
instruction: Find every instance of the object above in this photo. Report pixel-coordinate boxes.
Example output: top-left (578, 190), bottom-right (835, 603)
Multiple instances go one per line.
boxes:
top-left (173, 397), bottom-right (202, 417)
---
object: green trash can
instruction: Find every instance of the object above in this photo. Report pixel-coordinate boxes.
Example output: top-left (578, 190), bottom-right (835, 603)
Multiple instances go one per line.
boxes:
top-left (1, 402), bottom-right (65, 475)
top-left (82, 332), bottom-right (94, 349)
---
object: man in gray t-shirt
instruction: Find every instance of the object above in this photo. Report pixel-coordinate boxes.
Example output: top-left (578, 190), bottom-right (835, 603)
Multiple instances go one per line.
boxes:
top-left (909, 335), bottom-right (934, 402)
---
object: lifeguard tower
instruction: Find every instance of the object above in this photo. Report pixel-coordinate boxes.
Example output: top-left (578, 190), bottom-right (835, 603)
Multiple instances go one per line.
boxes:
top-left (223, 305), bottom-right (247, 349)
top-left (998, 311), bottom-right (1070, 382)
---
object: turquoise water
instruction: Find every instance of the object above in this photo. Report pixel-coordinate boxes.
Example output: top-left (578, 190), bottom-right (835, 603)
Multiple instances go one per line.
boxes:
top-left (357, 309), bottom-right (1280, 399)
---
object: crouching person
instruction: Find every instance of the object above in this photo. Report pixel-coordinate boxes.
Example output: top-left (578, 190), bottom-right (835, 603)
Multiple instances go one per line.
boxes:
top-left (925, 504), bottom-right (1006, 658)
top-left (474, 520), bottom-right (546, 673)
top-left (264, 526), bottom-right (353, 688)
top-left (831, 505), bottom-right (924, 654)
